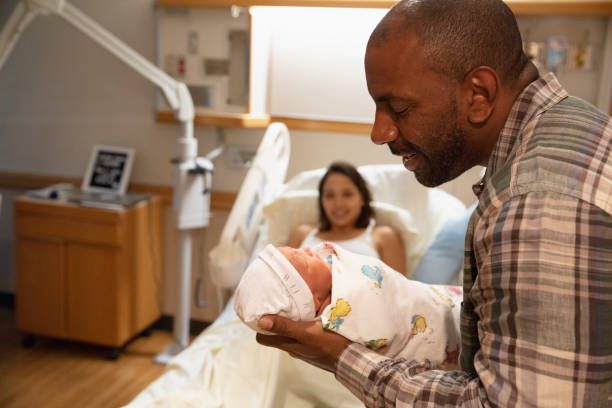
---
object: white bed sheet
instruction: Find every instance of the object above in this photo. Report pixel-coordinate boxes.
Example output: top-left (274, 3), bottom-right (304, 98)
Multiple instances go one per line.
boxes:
top-left (129, 224), bottom-right (363, 408)
top-left (128, 296), bottom-right (363, 408)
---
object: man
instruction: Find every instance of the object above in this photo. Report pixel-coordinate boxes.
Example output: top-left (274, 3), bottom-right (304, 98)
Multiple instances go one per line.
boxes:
top-left (256, 0), bottom-right (611, 406)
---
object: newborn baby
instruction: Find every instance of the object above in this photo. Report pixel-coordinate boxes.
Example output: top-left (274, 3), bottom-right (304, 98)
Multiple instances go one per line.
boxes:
top-left (234, 242), bottom-right (462, 366)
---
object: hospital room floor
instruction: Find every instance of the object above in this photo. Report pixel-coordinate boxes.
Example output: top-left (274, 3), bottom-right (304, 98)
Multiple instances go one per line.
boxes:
top-left (0, 307), bottom-right (171, 408)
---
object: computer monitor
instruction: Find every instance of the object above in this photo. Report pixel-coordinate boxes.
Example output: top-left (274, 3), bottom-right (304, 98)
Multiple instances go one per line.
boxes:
top-left (81, 144), bottom-right (134, 195)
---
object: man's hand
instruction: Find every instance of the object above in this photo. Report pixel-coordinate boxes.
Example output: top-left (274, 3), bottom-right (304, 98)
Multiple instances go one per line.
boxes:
top-left (255, 315), bottom-right (352, 373)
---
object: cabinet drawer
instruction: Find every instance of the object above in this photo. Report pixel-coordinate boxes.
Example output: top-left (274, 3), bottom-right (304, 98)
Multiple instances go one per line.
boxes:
top-left (15, 213), bottom-right (124, 246)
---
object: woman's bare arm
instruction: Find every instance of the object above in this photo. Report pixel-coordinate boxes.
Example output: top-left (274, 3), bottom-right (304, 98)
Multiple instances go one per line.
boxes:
top-left (372, 225), bottom-right (406, 275)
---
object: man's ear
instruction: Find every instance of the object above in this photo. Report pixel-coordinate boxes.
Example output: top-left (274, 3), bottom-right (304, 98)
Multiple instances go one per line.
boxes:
top-left (462, 66), bottom-right (499, 126)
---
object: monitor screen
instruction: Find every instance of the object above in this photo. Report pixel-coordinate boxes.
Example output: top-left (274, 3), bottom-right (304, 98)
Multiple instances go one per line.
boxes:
top-left (82, 145), bottom-right (134, 195)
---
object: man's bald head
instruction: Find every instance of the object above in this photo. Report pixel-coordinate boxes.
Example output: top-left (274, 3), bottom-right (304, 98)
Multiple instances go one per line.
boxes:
top-left (369, 0), bottom-right (528, 84)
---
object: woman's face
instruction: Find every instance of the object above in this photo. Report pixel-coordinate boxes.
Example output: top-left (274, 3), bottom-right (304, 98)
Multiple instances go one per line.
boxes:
top-left (321, 172), bottom-right (364, 229)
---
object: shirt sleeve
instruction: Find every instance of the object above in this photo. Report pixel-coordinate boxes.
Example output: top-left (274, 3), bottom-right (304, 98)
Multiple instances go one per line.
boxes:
top-left (336, 343), bottom-right (487, 406)
top-left (335, 192), bottom-right (612, 407)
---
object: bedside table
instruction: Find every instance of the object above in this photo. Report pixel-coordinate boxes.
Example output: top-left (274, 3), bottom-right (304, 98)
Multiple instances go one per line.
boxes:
top-left (13, 195), bottom-right (163, 357)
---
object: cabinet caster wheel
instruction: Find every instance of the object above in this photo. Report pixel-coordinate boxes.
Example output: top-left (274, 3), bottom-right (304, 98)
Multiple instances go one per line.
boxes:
top-left (107, 348), bottom-right (121, 360)
top-left (21, 335), bottom-right (36, 348)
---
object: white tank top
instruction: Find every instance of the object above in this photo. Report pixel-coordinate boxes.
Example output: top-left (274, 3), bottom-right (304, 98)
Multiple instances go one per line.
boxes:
top-left (299, 220), bottom-right (380, 259)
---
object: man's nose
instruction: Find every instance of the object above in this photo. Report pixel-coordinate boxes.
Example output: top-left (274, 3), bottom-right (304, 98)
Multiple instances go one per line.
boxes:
top-left (370, 111), bottom-right (398, 145)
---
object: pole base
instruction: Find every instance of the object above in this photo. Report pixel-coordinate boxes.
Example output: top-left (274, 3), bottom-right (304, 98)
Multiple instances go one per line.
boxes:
top-left (153, 341), bottom-right (186, 365)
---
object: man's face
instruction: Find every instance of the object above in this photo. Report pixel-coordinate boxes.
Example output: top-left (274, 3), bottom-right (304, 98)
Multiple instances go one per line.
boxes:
top-left (365, 35), bottom-right (477, 187)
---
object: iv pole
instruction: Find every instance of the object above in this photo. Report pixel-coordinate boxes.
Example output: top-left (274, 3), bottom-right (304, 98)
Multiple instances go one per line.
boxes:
top-left (0, 0), bottom-right (208, 363)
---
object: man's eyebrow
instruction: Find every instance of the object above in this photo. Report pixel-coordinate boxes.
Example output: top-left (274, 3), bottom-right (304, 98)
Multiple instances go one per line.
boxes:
top-left (373, 93), bottom-right (393, 102)
top-left (375, 94), bottom-right (417, 106)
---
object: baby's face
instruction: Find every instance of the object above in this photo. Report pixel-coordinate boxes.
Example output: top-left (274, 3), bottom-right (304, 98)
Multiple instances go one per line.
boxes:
top-left (278, 247), bottom-right (332, 315)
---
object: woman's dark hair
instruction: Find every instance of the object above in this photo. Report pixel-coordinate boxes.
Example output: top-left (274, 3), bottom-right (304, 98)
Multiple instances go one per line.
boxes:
top-left (318, 161), bottom-right (374, 231)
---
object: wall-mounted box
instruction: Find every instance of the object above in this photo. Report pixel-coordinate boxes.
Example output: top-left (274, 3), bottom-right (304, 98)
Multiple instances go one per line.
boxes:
top-left (156, 7), bottom-right (250, 114)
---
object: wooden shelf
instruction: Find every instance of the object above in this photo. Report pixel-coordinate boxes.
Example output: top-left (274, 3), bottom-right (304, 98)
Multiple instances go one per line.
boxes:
top-left (156, 110), bottom-right (271, 128)
top-left (156, 0), bottom-right (612, 15)
top-left (270, 117), bottom-right (372, 134)
top-left (157, 0), bottom-right (399, 8)
top-left (156, 110), bottom-right (373, 134)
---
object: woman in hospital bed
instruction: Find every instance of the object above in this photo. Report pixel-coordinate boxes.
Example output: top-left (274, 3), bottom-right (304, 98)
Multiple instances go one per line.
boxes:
top-left (287, 161), bottom-right (406, 275)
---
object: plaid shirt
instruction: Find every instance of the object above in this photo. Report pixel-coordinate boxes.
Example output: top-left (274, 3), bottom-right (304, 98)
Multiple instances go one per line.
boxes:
top-left (335, 72), bottom-right (611, 406)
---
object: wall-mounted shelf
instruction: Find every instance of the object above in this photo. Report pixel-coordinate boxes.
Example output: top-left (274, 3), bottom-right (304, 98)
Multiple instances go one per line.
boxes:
top-left (156, 111), bottom-right (270, 128)
top-left (156, 0), bottom-right (612, 16)
top-left (156, 110), bottom-right (373, 134)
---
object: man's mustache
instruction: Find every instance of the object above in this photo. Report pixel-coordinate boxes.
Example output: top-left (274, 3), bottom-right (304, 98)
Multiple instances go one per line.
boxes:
top-left (388, 140), bottom-right (421, 156)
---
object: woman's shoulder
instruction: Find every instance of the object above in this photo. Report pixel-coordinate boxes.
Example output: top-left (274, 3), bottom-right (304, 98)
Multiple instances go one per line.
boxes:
top-left (371, 224), bottom-right (401, 241)
top-left (287, 224), bottom-right (316, 248)
top-left (371, 224), bottom-right (404, 255)
top-left (371, 224), bottom-right (406, 275)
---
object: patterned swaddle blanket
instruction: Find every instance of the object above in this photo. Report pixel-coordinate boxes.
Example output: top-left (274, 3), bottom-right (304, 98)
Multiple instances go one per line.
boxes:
top-left (316, 242), bottom-right (462, 366)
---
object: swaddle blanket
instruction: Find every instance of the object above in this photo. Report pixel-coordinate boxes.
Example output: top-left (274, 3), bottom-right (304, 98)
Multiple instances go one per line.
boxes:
top-left (234, 242), bottom-right (462, 366)
top-left (319, 242), bottom-right (462, 366)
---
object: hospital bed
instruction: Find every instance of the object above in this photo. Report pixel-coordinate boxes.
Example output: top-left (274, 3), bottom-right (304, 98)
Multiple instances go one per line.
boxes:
top-left (127, 123), bottom-right (469, 408)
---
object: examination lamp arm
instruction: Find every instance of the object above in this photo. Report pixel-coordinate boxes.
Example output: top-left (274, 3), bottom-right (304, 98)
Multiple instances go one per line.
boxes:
top-left (0, 0), bottom-right (194, 123)
top-left (0, 2), bottom-right (35, 70)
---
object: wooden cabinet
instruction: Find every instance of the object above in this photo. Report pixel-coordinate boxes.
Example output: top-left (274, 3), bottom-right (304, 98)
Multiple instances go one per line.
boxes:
top-left (14, 196), bottom-right (163, 349)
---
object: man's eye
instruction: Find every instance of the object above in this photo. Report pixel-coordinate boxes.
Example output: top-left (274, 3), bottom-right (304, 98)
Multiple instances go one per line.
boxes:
top-left (389, 104), bottom-right (409, 117)
top-left (392, 107), bottom-right (408, 116)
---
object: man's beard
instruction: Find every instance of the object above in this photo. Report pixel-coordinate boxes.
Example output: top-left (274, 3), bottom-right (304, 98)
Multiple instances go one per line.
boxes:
top-left (414, 124), bottom-right (469, 187)
top-left (390, 103), bottom-right (472, 187)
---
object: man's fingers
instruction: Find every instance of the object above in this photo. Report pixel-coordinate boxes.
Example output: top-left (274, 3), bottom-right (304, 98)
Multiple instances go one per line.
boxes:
top-left (255, 315), bottom-right (349, 373)
top-left (258, 314), bottom-right (299, 337)
top-left (255, 332), bottom-right (297, 348)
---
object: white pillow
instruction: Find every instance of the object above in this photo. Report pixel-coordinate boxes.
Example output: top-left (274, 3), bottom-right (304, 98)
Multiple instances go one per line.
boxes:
top-left (263, 190), bottom-right (319, 245)
top-left (262, 190), bottom-right (421, 275)
top-left (280, 164), bottom-right (424, 209)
